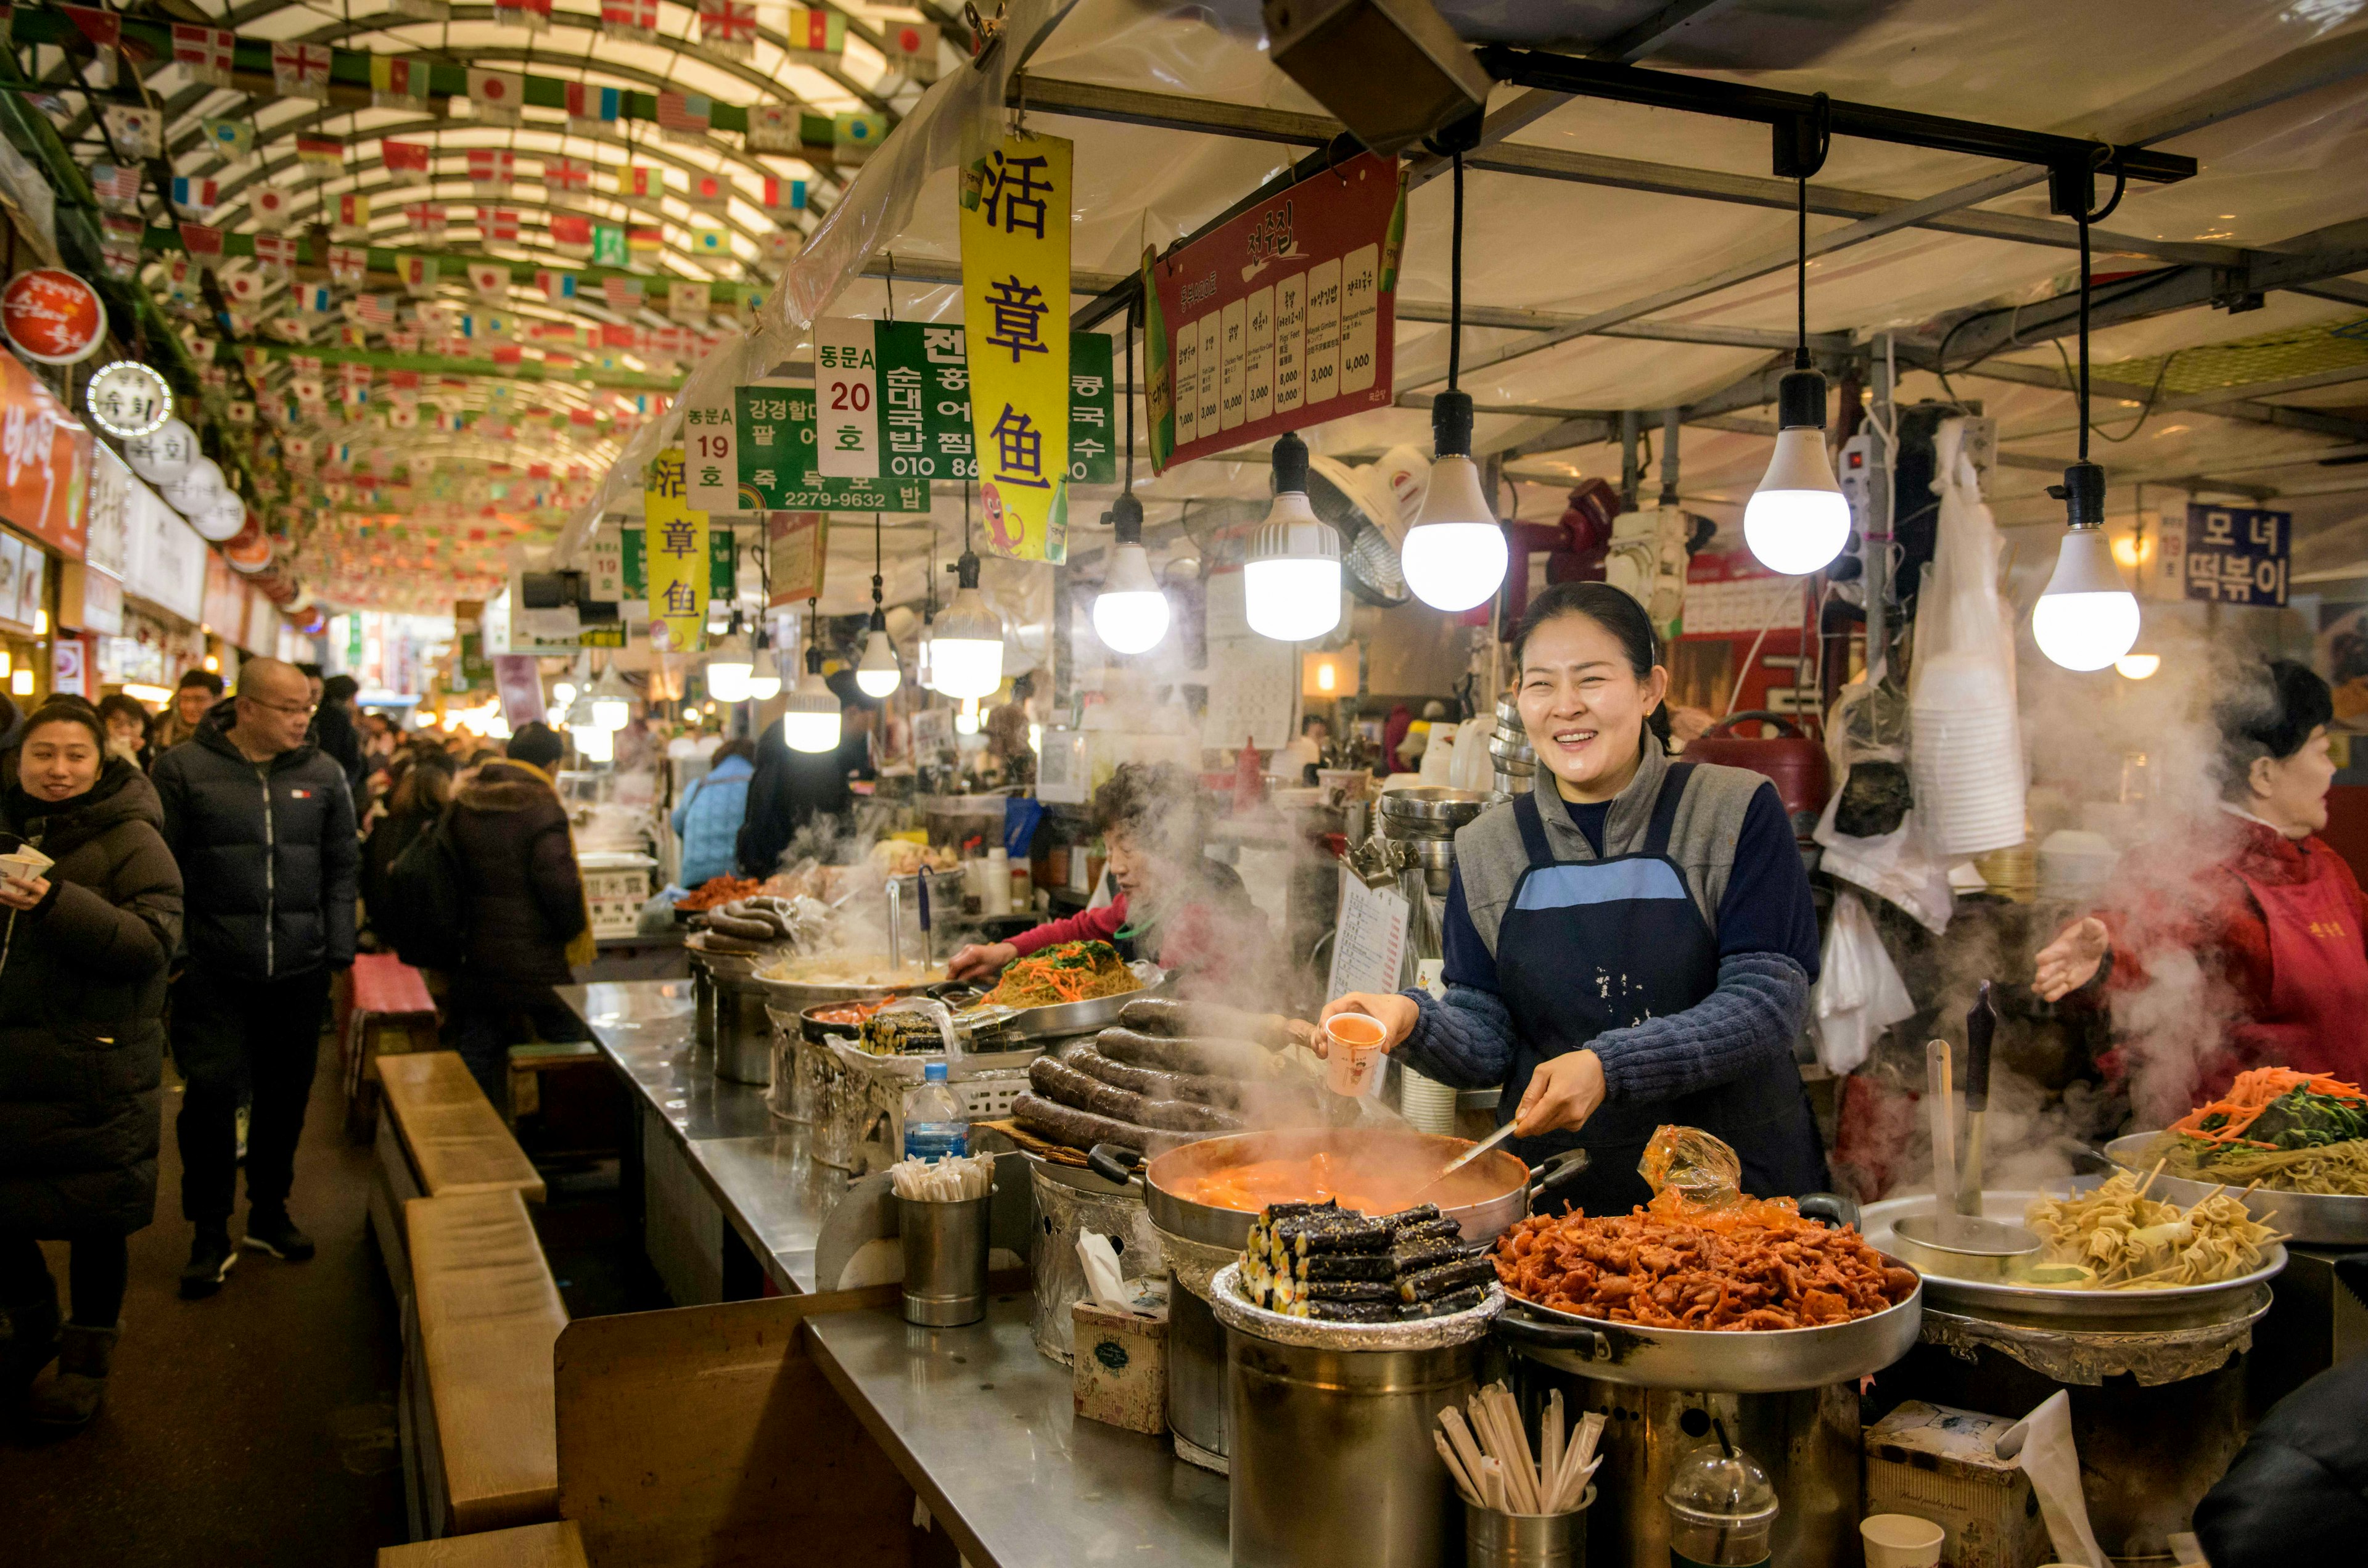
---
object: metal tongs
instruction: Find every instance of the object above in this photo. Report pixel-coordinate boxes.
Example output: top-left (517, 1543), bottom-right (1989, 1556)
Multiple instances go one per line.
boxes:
top-left (1408, 1121), bottom-right (1521, 1202)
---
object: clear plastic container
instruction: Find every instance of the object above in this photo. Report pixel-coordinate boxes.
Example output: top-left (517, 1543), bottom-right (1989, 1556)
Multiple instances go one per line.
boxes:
top-left (902, 1061), bottom-right (969, 1162)
top-left (1662, 1437), bottom-right (1777, 1567)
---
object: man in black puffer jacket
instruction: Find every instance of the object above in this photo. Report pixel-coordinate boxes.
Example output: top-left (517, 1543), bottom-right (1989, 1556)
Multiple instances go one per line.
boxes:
top-left (151, 658), bottom-right (358, 1299)
top-left (442, 723), bottom-right (590, 1106)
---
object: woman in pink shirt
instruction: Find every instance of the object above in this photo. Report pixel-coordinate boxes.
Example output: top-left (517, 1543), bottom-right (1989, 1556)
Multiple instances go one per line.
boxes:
top-left (947, 763), bottom-right (1268, 998)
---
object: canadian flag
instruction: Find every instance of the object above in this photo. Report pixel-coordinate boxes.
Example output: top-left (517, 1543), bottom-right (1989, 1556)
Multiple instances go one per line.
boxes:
top-left (171, 25), bottom-right (237, 87)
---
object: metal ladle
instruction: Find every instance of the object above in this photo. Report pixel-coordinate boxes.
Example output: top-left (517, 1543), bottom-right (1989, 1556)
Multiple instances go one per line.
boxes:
top-left (1892, 1020), bottom-right (2041, 1281)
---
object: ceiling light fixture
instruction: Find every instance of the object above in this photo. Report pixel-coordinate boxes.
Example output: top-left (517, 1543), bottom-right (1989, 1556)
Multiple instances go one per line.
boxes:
top-left (1401, 146), bottom-right (1507, 612)
top-left (705, 614), bottom-right (754, 702)
top-left (857, 513), bottom-right (902, 697)
top-left (932, 483), bottom-right (1007, 699)
top-left (782, 596), bottom-right (844, 753)
top-left (1744, 113), bottom-right (1851, 578)
top-left (1245, 430), bottom-right (1342, 642)
top-left (2034, 161), bottom-right (2142, 673)
top-left (1093, 294), bottom-right (1171, 655)
top-left (588, 660), bottom-right (633, 730)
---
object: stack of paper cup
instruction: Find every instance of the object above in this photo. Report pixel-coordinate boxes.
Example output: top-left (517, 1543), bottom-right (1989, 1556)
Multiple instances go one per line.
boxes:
top-left (1910, 652), bottom-right (2026, 856)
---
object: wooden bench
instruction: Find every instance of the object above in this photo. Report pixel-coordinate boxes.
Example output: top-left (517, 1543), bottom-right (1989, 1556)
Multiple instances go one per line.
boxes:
top-left (377, 1519), bottom-right (586, 1567)
top-left (402, 1190), bottom-right (570, 1541)
top-left (371, 1052), bottom-right (546, 1307)
top-left (342, 953), bottom-right (442, 1140)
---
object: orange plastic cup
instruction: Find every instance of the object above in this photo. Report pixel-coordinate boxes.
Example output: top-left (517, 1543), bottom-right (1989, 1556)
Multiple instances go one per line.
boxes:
top-left (1324, 1012), bottom-right (1386, 1097)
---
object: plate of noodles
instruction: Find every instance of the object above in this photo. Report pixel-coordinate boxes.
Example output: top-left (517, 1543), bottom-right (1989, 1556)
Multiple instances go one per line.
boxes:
top-left (2107, 1067), bottom-right (2368, 1244)
top-left (964, 940), bottom-right (1169, 1039)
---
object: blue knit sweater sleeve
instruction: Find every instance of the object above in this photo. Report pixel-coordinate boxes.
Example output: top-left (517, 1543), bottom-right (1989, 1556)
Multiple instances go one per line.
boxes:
top-left (1590, 951), bottom-right (1811, 1104)
top-left (1394, 984), bottom-right (1519, 1090)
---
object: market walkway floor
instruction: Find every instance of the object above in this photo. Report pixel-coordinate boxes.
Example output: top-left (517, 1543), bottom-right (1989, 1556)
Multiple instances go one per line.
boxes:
top-left (1, 1038), bottom-right (406, 1568)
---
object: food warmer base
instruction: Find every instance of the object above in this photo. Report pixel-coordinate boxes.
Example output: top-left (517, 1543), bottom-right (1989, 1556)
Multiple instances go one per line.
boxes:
top-left (1510, 1360), bottom-right (1861, 1568)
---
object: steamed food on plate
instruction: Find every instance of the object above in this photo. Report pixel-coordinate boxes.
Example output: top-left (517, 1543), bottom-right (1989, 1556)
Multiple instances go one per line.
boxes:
top-left (2023, 1168), bottom-right (2280, 1289)
top-left (2140, 1067), bottom-right (2368, 1196)
top-left (980, 940), bottom-right (1142, 1009)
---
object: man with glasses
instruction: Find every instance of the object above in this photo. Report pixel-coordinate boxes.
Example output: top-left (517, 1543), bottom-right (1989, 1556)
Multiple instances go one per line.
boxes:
top-left (152, 659), bottom-right (358, 1297)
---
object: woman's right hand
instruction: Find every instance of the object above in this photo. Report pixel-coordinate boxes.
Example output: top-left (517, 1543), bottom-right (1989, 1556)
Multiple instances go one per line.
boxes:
top-left (2033, 916), bottom-right (2111, 1002)
top-left (1314, 992), bottom-right (1420, 1056)
top-left (947, 941), bottom-right (1019, 982)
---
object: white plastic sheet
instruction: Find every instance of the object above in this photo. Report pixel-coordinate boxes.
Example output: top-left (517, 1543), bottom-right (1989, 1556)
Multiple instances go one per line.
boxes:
top-left (1809, 891), bottom-right (1917, 1075)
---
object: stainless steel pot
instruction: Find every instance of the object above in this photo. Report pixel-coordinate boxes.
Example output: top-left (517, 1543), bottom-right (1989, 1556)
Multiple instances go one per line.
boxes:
top-left (1092, 1129), bottom-right (1589, 1471)
top-left (1024, 1152), bottom-right (1162, 1366)
top-left (1379, 786), bottom-right (1490, 835)
top-left (712, 969), bottom-right (775, 1085)
top-left (2104, 1131), bottom-right (2368, 1246)
top-left (1494, 1279), bottom-right (1923, 1393)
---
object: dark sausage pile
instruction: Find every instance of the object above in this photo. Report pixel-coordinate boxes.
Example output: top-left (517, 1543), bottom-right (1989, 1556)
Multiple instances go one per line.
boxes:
top-left (1011, 998), bottom-right (1338, 1154)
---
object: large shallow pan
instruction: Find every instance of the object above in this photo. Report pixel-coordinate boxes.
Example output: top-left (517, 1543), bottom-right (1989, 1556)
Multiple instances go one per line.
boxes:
top-left (2105, 1131), bottom-right (2368, 1246)
top-left (1092, 1127), bottom-right (1591, 1252)
top-left (1860, 1189), bottom-right (2285, 1329)
top-left (964, 958), bottom-right (1174, 1041)
top-left (1491, 1194), bottom-right (1923, 1392)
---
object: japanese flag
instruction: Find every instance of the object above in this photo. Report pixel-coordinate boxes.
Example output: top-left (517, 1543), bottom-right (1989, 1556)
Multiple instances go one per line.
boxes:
top-left (467, 70), bottom-right (524, 125)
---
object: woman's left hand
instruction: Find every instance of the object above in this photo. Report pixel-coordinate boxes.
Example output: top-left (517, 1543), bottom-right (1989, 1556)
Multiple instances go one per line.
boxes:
top-left (1513, 1050), bottom-right (1607, 1137)
top-left (0, 875), bottom-right (51, 911)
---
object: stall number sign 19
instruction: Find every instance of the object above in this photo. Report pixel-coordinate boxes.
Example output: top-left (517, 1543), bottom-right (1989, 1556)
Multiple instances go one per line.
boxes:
top-left (2173, 503), bottom-right (2290, 607)
top-left (813, 320), bottom-right (1117, 484)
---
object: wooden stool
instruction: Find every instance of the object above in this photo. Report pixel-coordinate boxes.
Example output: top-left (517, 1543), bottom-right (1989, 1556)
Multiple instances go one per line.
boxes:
top-left (372, 1052), bottom-right (545, 1308)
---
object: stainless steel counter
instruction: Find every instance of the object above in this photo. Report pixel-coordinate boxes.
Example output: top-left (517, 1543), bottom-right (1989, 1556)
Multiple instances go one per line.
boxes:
top-left (805, 1292), bottom-right (1229, 1568)
top-left (559, 979), bottom-right (852, 1296)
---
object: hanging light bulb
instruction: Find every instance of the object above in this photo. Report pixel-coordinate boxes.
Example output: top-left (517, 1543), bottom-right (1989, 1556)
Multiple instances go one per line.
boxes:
top-left (1402, 151), bottom-right (1507, 612)
top-left (955, 696), bottom-right (981, 736)
top-left (2034, 174), bottom-right (2140, 673)
top-left (588, 661), bottom-right (633, 730)
top-left (916, 611), bottom-right (935, 692)
top-left (747, 626), bottom-right (783, 701)
top-left (1245, 431), bottom-right (1341, 642)
top-left (706, 617), bottom-right (754, 702)
top-left (781, 645), bottom-right (843, 753)
top-left (574, 720), bottom-right (615, 763)
top-left (1744, 165), bottom-right (1851, 578)
top-left (856, 520), bottom-right (902, 696)
top-left (934, 544), bottom-right (1006, 699)
top-left (1093, 494), bottom-right (1170, 654)
top-left (2115, 649), bottom-right (2162, 680)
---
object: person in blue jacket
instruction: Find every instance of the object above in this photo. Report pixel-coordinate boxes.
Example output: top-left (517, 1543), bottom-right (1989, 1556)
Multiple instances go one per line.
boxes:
top-left (1321, 581), bottom-right (1827, 1214)
top-left (673, 738), bottom-right (756, 889)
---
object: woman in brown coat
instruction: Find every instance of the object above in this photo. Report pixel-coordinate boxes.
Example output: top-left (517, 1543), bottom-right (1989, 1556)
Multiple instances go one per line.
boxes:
top-left (0, 701), bottom-right (184, 1426)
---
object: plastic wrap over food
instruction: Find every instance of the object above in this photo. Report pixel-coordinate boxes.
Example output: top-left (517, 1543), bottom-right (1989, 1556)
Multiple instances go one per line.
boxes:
top-left (1638, 1125), bottom-right (1745, 1213)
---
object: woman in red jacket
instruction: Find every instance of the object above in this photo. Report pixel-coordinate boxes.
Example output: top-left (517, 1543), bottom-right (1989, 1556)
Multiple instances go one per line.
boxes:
top-left (2035, 659), bottom-right (2367, 1090)
top-left (947, 761), bottom-right (1269, 998)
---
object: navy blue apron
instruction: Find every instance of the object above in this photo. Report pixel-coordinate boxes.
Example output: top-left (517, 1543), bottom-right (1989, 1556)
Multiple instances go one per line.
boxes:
top-left (1493, 764), bottom-right (1828, 1215)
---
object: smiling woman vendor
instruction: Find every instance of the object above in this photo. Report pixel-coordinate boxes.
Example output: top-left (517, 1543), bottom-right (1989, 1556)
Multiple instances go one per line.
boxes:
top-left (1323, 582), bottom-right (1827, 1213)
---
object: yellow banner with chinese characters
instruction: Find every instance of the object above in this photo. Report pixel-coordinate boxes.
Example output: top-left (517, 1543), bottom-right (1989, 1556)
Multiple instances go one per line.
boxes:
top-left (959, 131), bottom-right (1071, 564)
top-left (643, 446), bottom-right (710, 653)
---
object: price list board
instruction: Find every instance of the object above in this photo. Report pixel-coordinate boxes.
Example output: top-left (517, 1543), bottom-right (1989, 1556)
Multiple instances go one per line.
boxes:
top-left (1145, 152), bottom-right (1404, 472)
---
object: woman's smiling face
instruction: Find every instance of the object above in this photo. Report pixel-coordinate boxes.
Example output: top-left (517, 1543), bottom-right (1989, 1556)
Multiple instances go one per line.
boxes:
top-left (1516, 610), bottom-right (1667, 800)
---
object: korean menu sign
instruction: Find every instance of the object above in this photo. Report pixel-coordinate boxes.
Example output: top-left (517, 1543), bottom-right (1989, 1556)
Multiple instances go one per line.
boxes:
top-left (813, 322), bottom-right (1116, 486)
top-left (642, 446), bottom-right (710, 652)
top-left (959, 131), bottom-right (1072, 564)
top-left (1145, 152), bottom-right (1403, 473)
top-left (690, 386), bottom-right (930, 514)
top-left (2164, 503), bottom-right (2290, 607)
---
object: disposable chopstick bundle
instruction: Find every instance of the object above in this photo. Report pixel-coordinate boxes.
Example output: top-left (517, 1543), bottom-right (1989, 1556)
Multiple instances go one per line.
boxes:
top-left (1435, 1380), bottom-right (1605, 1517)
top-left (889, 1151), bottom-right (996, 1201)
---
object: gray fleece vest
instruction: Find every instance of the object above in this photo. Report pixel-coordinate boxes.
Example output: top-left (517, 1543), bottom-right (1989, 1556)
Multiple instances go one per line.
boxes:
top-left (1453, 741), bottom-right (1772, 958)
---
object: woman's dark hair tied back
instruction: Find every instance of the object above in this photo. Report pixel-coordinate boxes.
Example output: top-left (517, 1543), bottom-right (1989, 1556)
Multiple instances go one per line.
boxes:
top-left (2215, 658), bottom-right (2333, 795)
top-left (1510, 581), bottom-right (1674, 752)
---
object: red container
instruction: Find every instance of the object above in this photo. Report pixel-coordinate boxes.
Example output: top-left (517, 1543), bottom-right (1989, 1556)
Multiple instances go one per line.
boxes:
top-left (1684, 710), bottom-right (1830, 839)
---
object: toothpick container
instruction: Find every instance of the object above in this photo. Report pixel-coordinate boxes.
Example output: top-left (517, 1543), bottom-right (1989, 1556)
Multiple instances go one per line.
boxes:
top-left (1465, 1485), bottom-right (1595, 1568)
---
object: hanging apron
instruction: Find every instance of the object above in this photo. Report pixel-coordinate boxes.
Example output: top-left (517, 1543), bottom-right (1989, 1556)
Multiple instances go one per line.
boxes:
top-left (1492, 764), bottom-right (1829, 1215)
top-left (2232, 848), bottom-right (2368, 1083)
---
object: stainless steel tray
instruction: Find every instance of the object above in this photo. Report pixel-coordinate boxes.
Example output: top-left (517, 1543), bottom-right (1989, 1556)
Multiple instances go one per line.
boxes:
top-left (1494, 1262), bottom-right (1923, 1392)
top-left (1859, 1189), bottom-right (2287, 1329)
top-left (964, 959), bottom-right (1172, 1040)
top-left (2105, 1131), bottom-right (2368, 1246)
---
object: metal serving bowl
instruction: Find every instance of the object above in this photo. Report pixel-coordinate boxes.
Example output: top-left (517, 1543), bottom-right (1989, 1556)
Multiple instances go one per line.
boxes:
top-left (1380, 785), bottom-right (1492, 825)
top-left (2105, 1131), bottom-right (2368, 1246)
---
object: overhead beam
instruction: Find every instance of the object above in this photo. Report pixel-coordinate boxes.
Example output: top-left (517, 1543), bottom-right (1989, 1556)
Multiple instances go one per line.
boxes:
top-left (1392, 297), bottom-right (1849, 353)
top-left (1992, 363), bottom-right (2368, 442)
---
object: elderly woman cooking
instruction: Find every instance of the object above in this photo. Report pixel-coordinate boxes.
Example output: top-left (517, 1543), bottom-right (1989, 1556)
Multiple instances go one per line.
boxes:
top-left (1321, 582), bottom-right (1827, 1214)
top-left (2034, 658), bottom-right (2366, 1091)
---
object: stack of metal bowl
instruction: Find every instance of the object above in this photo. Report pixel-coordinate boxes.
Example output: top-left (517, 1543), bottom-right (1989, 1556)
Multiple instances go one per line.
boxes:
top-left (1489, 695), bottom-right (1534, 800)
top-left (1378, 786), bottom-right (1490, 895)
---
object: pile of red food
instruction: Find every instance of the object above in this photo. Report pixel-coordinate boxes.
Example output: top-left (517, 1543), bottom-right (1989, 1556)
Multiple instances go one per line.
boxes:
top-left (1494, 1202), bottom-right (1918, 1331)
top-left (677, 875), bottom-right (762, 911)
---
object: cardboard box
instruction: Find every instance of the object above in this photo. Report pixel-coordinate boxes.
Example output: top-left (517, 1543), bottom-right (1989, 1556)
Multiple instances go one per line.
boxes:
top-left (1864, 1401), bottom-right (2052, 1568)
top-left (1072, 1297), bottom-right (1168, 1435)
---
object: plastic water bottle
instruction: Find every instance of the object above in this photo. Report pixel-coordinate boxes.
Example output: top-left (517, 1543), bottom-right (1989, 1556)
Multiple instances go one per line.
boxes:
top-left (903, 1062), bottom-right (969, 1162)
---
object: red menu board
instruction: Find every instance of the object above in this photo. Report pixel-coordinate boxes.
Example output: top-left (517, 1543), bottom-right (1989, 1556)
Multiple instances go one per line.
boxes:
top-left (1145, 152), bottom-right (1404, 473)
top-left (0, 348), bottom-right (91, 560)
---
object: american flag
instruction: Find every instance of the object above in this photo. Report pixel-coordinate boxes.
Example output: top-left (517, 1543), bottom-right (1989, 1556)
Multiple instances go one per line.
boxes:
top-left (467, 148), bottom-right (515, 189)
top-left (602, 277), bottom-right (644, 313)
top-left (348, 293), bottom-right (397, 330)
top-left (656, 92), bottom-right (712, 138)
top-left (89, 162), bottom-right (142, 208)
top-left (171, 25), bottom-right (237, 87)
top-left (482, 208), bottom-right (522, 244)
top-left (699, 0), bottom-right (758, 55)
top-left (543, 157), bottom-right (591, 193)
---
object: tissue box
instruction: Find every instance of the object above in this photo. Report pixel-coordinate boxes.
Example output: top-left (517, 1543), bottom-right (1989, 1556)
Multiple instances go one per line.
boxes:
top-left (1864, 1401), bottom-right (2052, 1568)
top-left (1072, 1297), bottom-right (1168, 1434)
